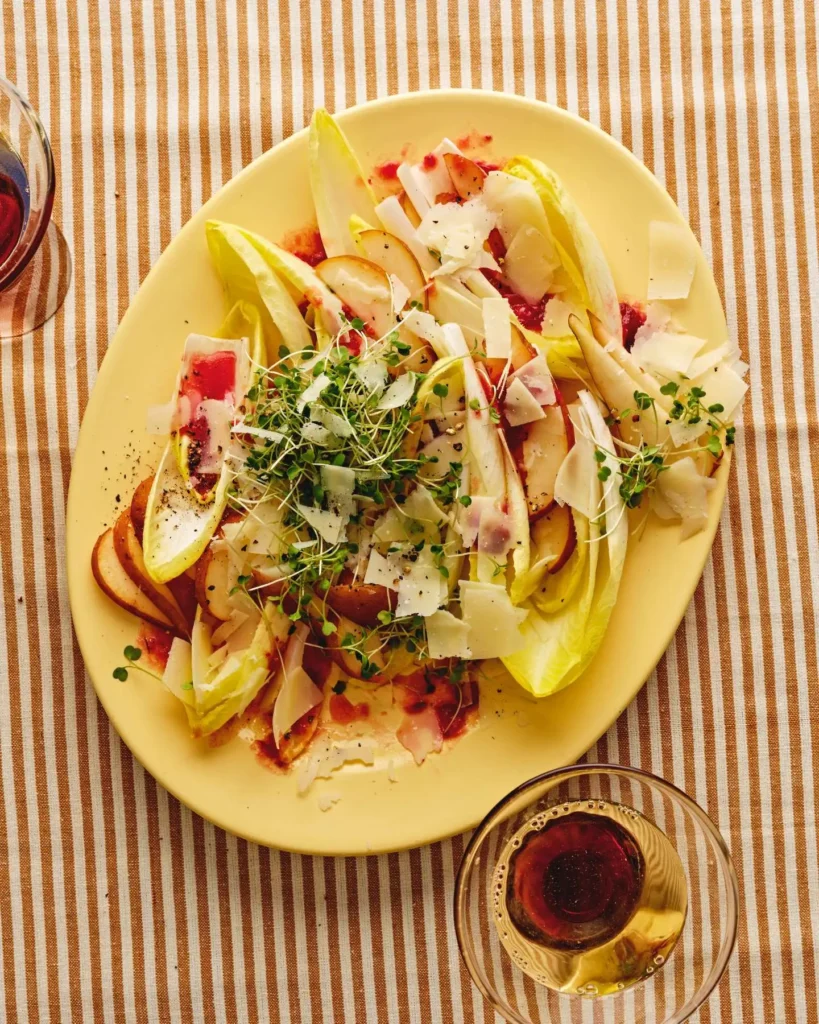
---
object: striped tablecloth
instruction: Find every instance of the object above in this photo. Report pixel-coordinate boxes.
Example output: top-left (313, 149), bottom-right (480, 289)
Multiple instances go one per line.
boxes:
top-left (1, 1), bottom-right (817, 1020)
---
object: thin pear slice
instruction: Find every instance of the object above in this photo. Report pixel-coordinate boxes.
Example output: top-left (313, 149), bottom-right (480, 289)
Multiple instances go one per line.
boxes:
top-left (143, 442), bottom-right (231, 584)
top-left (113, 510), bottom-right (190, 635)
top-left (589, 312), bottom-right (673, 413)
top-left (355, 229), bottom-right (427, 308)
top-left (315, 255), bottom-right (397, 338)
top-left (570, 313), bottom-right (670, 448)
top-left (442, 153), bottom-right (486, 200)
top-left (428, 280), bottom-right (484, 348)
top-left (92, 529), bottom-right (178, 633)
top-left (309, 108), bottom-right (380, 257)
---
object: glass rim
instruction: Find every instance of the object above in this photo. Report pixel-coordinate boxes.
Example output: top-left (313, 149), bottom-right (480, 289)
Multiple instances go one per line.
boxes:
top-left (0, 75), bottom-right (56, 292)
top-left (454, 763), bottom-right (740, 1024)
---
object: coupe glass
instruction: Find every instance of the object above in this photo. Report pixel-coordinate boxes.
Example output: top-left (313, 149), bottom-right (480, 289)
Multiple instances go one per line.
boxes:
top-left (0, 75), bottom-right (70, 337)
top-left (455, 765), bottom-right (739, 1024)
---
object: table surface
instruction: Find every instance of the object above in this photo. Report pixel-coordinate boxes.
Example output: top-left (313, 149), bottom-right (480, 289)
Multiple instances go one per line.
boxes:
top-left (1, 1), bottom-right (817, 1021)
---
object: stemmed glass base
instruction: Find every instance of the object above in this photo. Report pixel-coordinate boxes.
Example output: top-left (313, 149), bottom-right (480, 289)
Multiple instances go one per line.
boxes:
top-left (0, 220), bottom-right (71, 338)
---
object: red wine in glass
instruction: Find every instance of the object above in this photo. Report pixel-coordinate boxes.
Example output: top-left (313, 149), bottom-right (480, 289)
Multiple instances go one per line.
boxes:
top-left (0, 138), bottom-right (27, 267)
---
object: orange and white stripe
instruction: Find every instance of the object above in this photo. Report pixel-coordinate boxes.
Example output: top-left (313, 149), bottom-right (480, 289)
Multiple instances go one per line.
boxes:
top-left (0, 0), bottom-right (816, 1020)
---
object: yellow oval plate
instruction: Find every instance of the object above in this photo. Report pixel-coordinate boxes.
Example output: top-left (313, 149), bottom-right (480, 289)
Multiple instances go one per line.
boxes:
top-left (67, 91), bottom-right (729, 856)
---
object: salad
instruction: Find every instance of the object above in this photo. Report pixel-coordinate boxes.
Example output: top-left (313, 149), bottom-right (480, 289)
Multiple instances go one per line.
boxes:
top-left (91, 109), bottom-right (747, 774)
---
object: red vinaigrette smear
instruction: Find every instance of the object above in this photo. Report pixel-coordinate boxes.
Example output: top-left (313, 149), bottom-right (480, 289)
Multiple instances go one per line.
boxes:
top-left (137, 623), bottom-right (173, 671)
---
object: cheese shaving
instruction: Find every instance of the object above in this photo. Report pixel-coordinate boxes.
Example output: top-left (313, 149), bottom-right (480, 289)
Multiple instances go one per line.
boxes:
top-left (297, 372), bottom-right (331, 412)
top-left (425, 610), bottom-right (471, 659)
top-left (296, 503), bottom-right (347, 544)
top-left (458, 581), bottom-right (528, 659)
top-left (376, 372), bottom-right (416, 410)
top-left (509, 354), bottom-right (556, 406)
top-left (311, 404), bottom-right (355, 438)
top-left (482, 297), bottom-right (512, 359)
top-left (389, 274), bottom-right (411, 314)
top-left (504, 377), bottom-right (547, 427)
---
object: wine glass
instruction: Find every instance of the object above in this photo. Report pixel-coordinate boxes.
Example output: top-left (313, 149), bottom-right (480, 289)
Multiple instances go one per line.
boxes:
top-left (0, 75), bottom-right (70, 338)
top-left (455, 765), bottom-right (739, 1024)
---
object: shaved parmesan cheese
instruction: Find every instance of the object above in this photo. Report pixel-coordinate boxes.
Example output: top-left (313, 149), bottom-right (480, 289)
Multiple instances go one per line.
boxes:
top-left (553, 419), bottom-right (597, 520)
top-left (211, 611), bottom-right (250, 646)
top-left (296, 738), bottom-right (376, 794)
top-left (206, 644), bottom-right (230, 673)
top-left (353, 358), bottom-right (389, 394)
top-left (477, 502), bottom-right (514, 557)
top-left (417, 199), bottom-right (496, 278)
top-left (363, 548), bottom-right (402, 590)
top-left (396, 549), bottom-right (445, 617)
top-left (377, 371), bottom-right (416, 410)
top-left (300, 421), bottom-right (333, 445)
top-left (162, 638), bottom-right (194, 705)
top-left (372, 509), bottom-right (408, 545)
top-left (272, 625), bottom-right (323, 744)
top-left (401, 308), bottom-right (447, 357)
top-left (375, 195), bottom-right (438, 272)
top-left (320, 463), bottom-right (356, 521)
top-left (459, 581), bottom-right (528, 659)
top-left (233, 423), bottom-right (285, 444)
top-left (397, 162), bottom-right (432, 217)
top-left (389, 274), bottom-right (411, 314)
top-left (631, 330), bottom-right (705, 378)
top-left (415, 138), bottom-right (463, 198)
top-left (656, 456), bottom-right (718, 538)
top-left (648, 221), bottom-right (696, 300)
top-left (296, 503), bottom-right (347, 544)
top-left (686, 344), bottom-right (729, 380)
top-left (504, 377), bottom-right (546, 427)
top-left (540, 297), bottom-right (575, 339)
top-left (634, 301), bottom-right (674, 343)
top-left (503, 226), bottom-right (557, 304)
top-left (688, 361), bottom-right (748, 422)
top-left (419, 432), bottom-right (466, 480)
top-left (509, 354), bottom-right (556, 407)
top-left (297, 372), bottom-right (331, 412)
top-left (274, 663), bottom-right (321, 745)
top-left (483, 297), bottom-right (512, 359)
top-left (425, 610), bottom-right (471, 659)
top-left (311, 405), bottom-right (355, 438)
top-left (397, 707), bottom-right (443, 765)
top-left (401, 482), bottom-right (446, 525)
top-left (146, 401), bottom-right (175, 435)
top-left (196, 399), bottom-right (233, 473)
top-left (483, 171), bottom-right (555, 247)
top-left (457, 494), bottom-right (496, 548)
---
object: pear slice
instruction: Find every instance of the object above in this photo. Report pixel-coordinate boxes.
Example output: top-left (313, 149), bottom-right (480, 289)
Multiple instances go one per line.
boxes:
top-left (589, 312), bottom-right (673, 412)
top-left (316, 255), bottom-right (397, 338)
top-left (515, 398), bottom-right (575, 521)
top-left (442, 153), bottom-right (486, 200)
top-left (130, 475), bottom-right (154, 543)
top-left (355, 229), bottom-right (427, 307)
top-left (113, 510), bottom-right (190, 636)
top-left (92, 529), bottom-right (178, 633)
top-left (570, 313), bottom-right (670, 448)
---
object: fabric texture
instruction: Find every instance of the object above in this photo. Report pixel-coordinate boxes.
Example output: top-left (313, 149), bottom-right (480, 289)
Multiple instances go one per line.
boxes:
top-left (0, 1), bottom-right (817, 1020)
